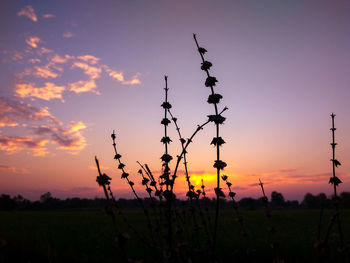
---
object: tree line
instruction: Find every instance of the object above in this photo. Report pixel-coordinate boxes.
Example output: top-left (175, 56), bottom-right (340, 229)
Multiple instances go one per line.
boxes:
top-left (0, 191), bottom-right (350, 211)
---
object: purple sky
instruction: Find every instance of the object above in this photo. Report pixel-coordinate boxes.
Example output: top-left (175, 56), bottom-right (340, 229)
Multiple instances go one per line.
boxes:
top-left (0, 0), bottom-right (349, 201)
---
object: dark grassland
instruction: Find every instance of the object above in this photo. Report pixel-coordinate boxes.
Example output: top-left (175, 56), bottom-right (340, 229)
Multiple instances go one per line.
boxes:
top-left (0, 209), bottom-right (349, 262)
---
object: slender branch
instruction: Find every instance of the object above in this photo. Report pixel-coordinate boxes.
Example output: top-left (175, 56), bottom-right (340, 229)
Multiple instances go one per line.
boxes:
top-left (193, 33), bottom-right (227, 253)
top-left (167, 109), bottom-right (193, 194)
top-left (95, 156), bottom-right (128, 261)
top-left (324, 113), bottom-right (344, 251)
top-left (111, 131), bottom-right (157, 248)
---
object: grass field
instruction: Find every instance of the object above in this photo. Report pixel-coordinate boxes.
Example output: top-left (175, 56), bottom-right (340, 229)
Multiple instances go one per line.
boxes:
top-left (0, 209), bottom-right (348, 262)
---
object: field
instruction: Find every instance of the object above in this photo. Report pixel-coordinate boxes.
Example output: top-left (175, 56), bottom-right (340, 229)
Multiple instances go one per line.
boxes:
top-left (0, 209), bottom-right (349, 262)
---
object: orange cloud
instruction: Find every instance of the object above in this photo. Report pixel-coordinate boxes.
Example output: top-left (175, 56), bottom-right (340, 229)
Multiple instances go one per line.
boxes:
top-left (104, 67), bottom-right (141, 85)
top-left (26, 37), bottom-right (41, 48)
top-left (78, 55), bottom-right (99, 65)
top-left (36, 66), bottom-right (59, 78)
top-left (0, 164), bottom-right (29, 174)
top-left (37, 47), bottom-right (53, 56)
top-left (50, 54), bottom-right (73, 64)
top-left (28, 58), bottom-right (41, 64)
top-left (123, 74), bottom-right (142, 85)
top-left (17, 5), bottom-right (38, 22)
top-left (69, 80), bottom-right (99, 94)
top-left (12, 51), bottom-right (24, 61)
top-left (15, 82), bottom-right (66, 101)
top-left (21, 66), bottom-right (59, 79)
top-left (63, 32), bottom-right (75, 38)
top-left (32, 121), bottom-right (87, 154)
top-left (42, 14), bottom-right (55, 19)
top-left (72, 62), bottom-right (101, 79)
top-left (0, 135), bottom-right (48, 156)
top-left (0, 97), bottom-right (52, 127)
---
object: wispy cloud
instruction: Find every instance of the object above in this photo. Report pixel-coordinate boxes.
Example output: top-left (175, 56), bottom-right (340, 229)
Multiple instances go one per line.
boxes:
top-left (15, 82), bottom-right (66, 101)
top-left (0, 135), bottom-right (48, 156)
top-left (0, 97), bottom-right (87, 156)
top-left (104, 66), bottom-right (141, 85)
top-left (0, 164), bottom-right (29, 174)
top-left (50, 54), bottom-right (73, 64)
top-left (17, 5), bottom-right (38, 22)
top-left (72, 62), bottom-right (101, 79)
top-left (0, 97), bottom-right (52, 127)
top-left (12, 51), bottom-right (24, 61)
top-left (63, 32), bottom-right (75, 38)
top-left (25, 36), bottom-right (41, 48)
top-left (42, 14), bottom-right (55, 19)
top-left (69, 60), bottom-right (102, 94)
top-left (32, 121), bottom-right (87, 153)
top-left (28, 58), bottom-right (41, 64)
top-left (37, 47), bottom-right (53, 56)
top-left (69, 80), bottom-right (98, 94)
top-left (21, 66), bottom-right (59, 79)
top-left (77, 55), bottom-right (99, 65)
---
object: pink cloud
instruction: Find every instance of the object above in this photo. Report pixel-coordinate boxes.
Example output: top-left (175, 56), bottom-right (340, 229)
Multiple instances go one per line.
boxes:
top-left (17, 5), bottom-right (38, 22)
top-left (25, 37), bottom-right (41, 48)
top-left (32, 121), bottom-right (87, 154)
top-left (104, 66), bottom-right (141, 85)
top-left (77, 55), bottom-right (99, 65)
top-left (0, 135), bottom-right (48, 156)
top-left (0, 164), bottom-right (29, 174)
top-left (0, 96), bottom-right (52, 127)
top-left (63, 32), bottom-right (75, 38)
top-left (69, 79), bottom-right (99, 94)
top-left (72, 62), bottom-right (101, 79)
top-left (42, 14), bottom-right (55, 19)
top-left (15, 82), bottom-right (66, 101)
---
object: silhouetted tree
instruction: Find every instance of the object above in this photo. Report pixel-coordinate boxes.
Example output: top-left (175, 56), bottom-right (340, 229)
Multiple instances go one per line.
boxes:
top-left (340, 192), bottom-right (350, 208)
top-left (0, 194), bottom-right (16, 211)
top-left (271, 191), bottom-right (285, 208)
top-left (40, 192), bottom-right (52, 203)
top-left (302, 192), bottom-right (332, 209)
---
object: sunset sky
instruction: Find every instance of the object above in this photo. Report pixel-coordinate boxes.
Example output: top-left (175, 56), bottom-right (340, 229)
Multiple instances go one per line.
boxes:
top-left (1, 0), bottom-right (349, 201)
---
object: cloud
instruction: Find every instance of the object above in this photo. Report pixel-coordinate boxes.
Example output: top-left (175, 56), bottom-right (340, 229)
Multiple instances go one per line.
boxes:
top-left (69, 61), bottom-right (101, 94)
top-left (32, 121), bottom-right (87, 153)
top-left (0, 135), bottom-right (48, 156)
top-left (37, 47), bottom-right (53, 56)
top-left (0, 102), bottom-right (87, 156)
top-left (72, 62), bottom-right (101, 79)
top-left (28, 58), bottom-right (41, 64)
top-left (15, 82), bottom-right (66, 101)
top-left (0, 164), bottom-right (29, 174)
top-left (21, 66), bottom-right (59, 79)
top-left (78, 55), bottom-right (99, 65)
top-left (63, 32), bottom-right (75, 38)
top-left (69, 79), bottom-right (99, 94)
top-left (12, 37), bottom-right (142, 101)
top-left (104, 66), bottom-right (141, 85)
top-left (17, 5), bottom-right (38, 22)
top-left (0, 96), bottom-right (52, 127)
top-left (12, 51), bottom-right (24, 61)
top-left (50, 54), bottom-right (73, 64)
top-left (42, 14), bottom-right (55, 19)
top-left (26, 36), bottom-right (41, 48)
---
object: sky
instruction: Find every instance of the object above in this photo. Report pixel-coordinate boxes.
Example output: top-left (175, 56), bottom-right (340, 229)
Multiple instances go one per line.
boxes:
top-left (0, 0), bottom-right (349, 201)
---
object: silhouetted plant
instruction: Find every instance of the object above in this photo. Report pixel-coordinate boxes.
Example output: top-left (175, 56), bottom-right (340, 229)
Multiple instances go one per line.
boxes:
top-left (193, 34), bottom-right (228, 254)
top-left (316, 113), bottom-right (346, 259)
top-left (92, 36), bottom-right (349, 263)
top-left (222, 175), bottom-right (248, 237)
top-left (258, 178), bottom-right (280, 261)
top-left (95, 156), bottom-right (128, 262)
